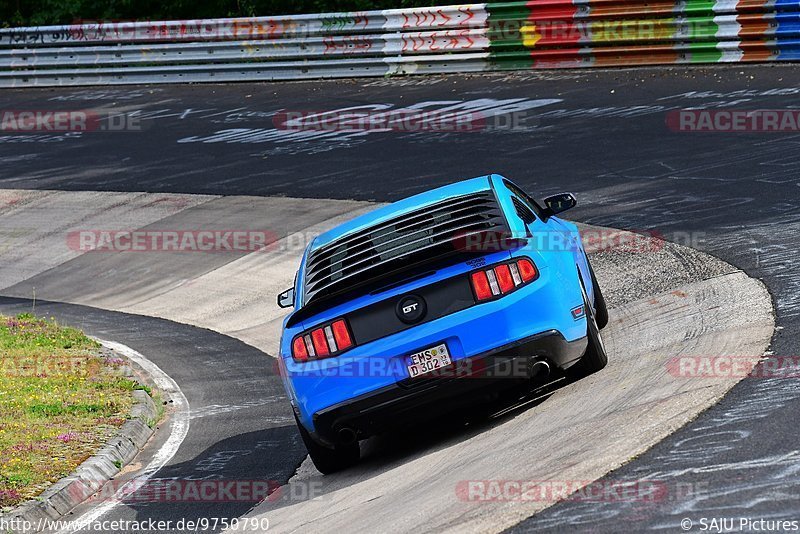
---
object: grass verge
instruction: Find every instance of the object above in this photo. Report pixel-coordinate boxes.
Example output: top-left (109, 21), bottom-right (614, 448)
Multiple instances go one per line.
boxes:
top-left (0, 313), bottom-right (138, 509)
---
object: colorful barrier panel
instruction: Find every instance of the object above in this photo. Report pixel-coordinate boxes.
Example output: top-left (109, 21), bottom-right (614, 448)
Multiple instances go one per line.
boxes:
top-left (1, 1), bottom-right (798, 87)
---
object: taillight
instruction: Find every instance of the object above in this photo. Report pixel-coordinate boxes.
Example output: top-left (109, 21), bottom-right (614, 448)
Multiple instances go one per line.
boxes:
top-left (494, 264), bottom-right (515, 293)
top-left (311, 329), bottom-right (330, 357)
top-left (331, 320), bottom-right (353, 351)
top-left (292, 318), bottom-right (355, 362)
top-left (470, 258), bottom-right (539, 302)
top-left (517, 258), bottom-right (538, 282)
top-left (292, 337), bottom-right (309, 362)
top-left (470, 271), bottom-right (493, 301)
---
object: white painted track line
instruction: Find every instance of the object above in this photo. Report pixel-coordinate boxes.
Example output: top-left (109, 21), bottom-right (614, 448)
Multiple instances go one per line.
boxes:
top-left (55, 340), bottom-right (191, 534)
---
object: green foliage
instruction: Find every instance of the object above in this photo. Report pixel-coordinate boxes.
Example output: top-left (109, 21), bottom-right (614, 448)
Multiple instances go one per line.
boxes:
top-left (1, 0), bottom-right (441, 27)
top-left (0, 313), bottom-right (134, 508)
top-left (0, 314), bottom-right (99, 352)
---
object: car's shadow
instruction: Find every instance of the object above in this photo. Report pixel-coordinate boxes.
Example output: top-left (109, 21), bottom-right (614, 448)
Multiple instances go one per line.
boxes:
top-left (364, 373), bottom-right (571, 464)
top-left (260, 369), bottom-right (586, 514)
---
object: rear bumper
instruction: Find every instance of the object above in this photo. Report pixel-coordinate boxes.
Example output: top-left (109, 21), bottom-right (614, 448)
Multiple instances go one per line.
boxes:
top-left (310, 330), bottom-right (587, 446)
top-left (285, 261), bottom-right (588, 432)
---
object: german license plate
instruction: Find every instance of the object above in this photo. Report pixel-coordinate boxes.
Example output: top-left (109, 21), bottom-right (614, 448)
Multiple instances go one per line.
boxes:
top-left (406, 343), bottom-right (452, 378)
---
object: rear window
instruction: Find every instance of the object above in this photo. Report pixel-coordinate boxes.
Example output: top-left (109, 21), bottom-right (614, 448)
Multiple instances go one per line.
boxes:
top-left (503, 180), bottom-right (544, 221)
top-left (303, 191), bottom-right (510, 305)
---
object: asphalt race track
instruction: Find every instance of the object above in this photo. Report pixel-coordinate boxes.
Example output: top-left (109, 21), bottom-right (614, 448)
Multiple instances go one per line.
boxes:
top-left (2, 63), bottom-right (799, 532)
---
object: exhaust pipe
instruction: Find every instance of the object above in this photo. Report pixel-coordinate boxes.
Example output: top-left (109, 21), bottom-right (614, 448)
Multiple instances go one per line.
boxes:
top-left (337, 427), bottom-right (357, 446)
top-left (529, 360), bottom-right (551, 380)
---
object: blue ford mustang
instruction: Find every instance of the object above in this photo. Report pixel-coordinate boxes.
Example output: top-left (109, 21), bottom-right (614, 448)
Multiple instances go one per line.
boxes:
top-left (276, 175), bottom-right (608, 473)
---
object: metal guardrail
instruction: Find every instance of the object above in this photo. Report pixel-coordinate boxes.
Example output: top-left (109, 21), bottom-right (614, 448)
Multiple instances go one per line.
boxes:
top-left (1, 1), bottom-right (799, 87)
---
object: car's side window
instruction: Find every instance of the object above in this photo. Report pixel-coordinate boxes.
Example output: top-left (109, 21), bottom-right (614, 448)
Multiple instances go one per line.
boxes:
top-left (511, 196), bottom-right (536, 225)
top-left (503, 180), bottom-right (545, 222)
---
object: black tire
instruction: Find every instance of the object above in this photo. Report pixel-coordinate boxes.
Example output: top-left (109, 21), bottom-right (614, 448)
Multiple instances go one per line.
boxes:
top-left (295, 416), bottom-right (360, 474)
top-left (571, 281), bottom-right (609, 377)
top-left (588, 261), bottom-right (609, 330)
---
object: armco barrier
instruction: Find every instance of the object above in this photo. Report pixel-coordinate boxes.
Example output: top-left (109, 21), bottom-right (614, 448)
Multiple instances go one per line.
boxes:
top-left (1, 1), bottom-right (799, 87)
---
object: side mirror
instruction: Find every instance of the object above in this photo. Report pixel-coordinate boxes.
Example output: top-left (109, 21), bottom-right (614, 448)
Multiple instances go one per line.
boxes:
top-left (543, 193), bottom-right (577, 217)
top-left (277, 287), bottom-right (295, 309)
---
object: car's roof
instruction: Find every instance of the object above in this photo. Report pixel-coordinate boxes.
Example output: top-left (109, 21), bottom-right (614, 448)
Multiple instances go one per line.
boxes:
top-left (309, 174), bottom-right (499, 252)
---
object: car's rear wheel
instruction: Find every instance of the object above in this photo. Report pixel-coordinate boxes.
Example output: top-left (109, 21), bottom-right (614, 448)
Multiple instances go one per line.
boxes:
top-left (588, 261), bottom-right (609, 330)
top-left (571, 281), bottom-right (609, 377)
top-left (295, 415), bottom-right (360, 474)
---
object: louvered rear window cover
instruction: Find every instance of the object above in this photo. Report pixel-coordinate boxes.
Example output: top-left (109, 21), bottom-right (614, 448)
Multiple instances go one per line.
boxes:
top-left (304, 191), bottom-right (509, 304)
